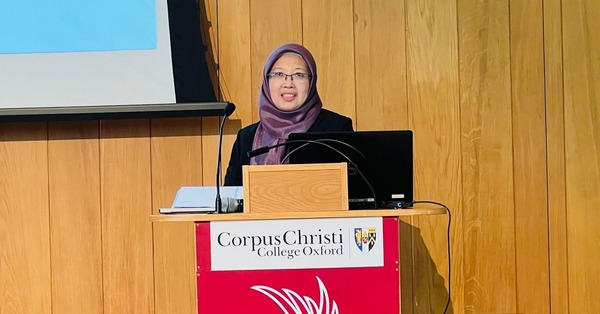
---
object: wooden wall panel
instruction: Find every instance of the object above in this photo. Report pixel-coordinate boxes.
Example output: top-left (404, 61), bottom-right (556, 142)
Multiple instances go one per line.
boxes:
top-left (510, 1), bottom-right (550, 312)
top-left (2, 0), bottom-right (600, 313)
top-left (303, 0), bottom-right (356, 124)
top-left (406, 1), bottom-right (461, 313)
top-left (216, 0), bottom-right (251, 124)
top-left (354, 0), bottom-right (408, 131)
top-left (352, 2), bottom-right (412, 310)
top-left (100, 120), bottom-right (154, 313)
top-left (48, 121), bottom-right (103, 313)
top-left (250, 0), bottom-right (302, 122)
top-left (201, 117), bottom-right (241, 186)
top-left (457, 1), bottom-right (514, 312)
top-left (205, 0), bottom-right (251, 182)
top-left (151, 118), bottom-right (203, 314)
top-left (0, 123), bottom-right (51, 313)
top-left (543, 0), bottom-right (569, 312)
top-left (563, 0), bottom-right (600, 312)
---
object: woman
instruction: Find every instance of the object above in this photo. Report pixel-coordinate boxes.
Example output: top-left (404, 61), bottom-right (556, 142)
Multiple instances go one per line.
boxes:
top-left (224, 43), bottom-right (353, 186)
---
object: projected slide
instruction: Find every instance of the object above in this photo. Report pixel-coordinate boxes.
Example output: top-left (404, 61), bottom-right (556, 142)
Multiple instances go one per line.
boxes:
top-left (1, 1), bottom-right (156, 54)
top-left (0, 0), bottom-right (176, 109)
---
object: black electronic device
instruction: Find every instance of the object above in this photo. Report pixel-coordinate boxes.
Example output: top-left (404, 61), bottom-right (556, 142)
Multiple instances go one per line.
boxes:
top-left (287, 130), bottom-right (413, 209)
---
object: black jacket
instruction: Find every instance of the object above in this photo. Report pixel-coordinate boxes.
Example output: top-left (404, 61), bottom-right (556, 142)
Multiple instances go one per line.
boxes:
top-left (224, 109), bottom-right (353, 186)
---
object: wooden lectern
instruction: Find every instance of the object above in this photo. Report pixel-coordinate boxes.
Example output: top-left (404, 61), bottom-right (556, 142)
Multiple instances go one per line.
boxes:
top-left (151, 164), bottom-right (445, 314)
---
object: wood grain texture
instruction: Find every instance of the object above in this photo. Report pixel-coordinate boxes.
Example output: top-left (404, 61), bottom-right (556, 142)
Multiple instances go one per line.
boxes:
top-left (151, 118), bottom-right (203, 314)
top-left (563, 0), bottom-right (600, 312)
top-left (100, 120), bottom-right (154, 313)
top-left (216, 0), bottom-right (251, 124)
top-left (198, 0), bottom-right (244, 185)
top-left (458, 1), bottom-right (515, 312)
top-left (201, 116), bottom-right (241, 186)
top-left (510, 1), bottom-right (551, 312)
top-left (250, 0), bottom-right (302, 122)
top-left (2, 0), bottom-right (599, 312)
top-left (303, 0), bottom-right (356, 123)
top-left (353, 0), bottom-right (408, 130)
top-left (543, 0), bottom-right (570, 312)
top-left (48, 121), bottom-right (103, 313)
top-left (243, 163), bottom-right (348, 213)
top-left (0, 123), bottom-right (51, 313)
top-left (407, 0), bottom-right (461, 313)
top-left (202, 117), bottom-right (220, 186)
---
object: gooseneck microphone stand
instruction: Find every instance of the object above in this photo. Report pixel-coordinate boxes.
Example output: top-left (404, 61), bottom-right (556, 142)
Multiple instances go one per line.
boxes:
top-left (214, 102), bottom-right (236, 213)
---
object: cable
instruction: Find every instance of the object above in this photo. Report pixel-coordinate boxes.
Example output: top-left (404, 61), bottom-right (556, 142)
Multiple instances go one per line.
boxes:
top-left (413, 200), bottom-right (452, 314)
top-left (214, 114), bottom-right (228, 213)
top-left (281, 138), bottom-right (369, 164)
top-left (250, 139), bottom-right (378, 209)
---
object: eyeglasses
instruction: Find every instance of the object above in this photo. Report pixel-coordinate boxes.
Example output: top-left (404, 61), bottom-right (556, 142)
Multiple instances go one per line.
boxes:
top-left (267, 72), bottom-right (311, 82)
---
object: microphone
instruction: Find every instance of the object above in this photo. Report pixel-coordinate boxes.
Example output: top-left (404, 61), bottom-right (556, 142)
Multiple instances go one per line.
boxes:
top-left (215, 102), bottom-right (236, 213)
top-left (246, 145), bottom-right (271, 158)
top-left (219, 197), bottom-right (243, 213)
top-left (223, 102), bottom-right (236, 117)
top-left (247, 139), bottom-right (378, 209)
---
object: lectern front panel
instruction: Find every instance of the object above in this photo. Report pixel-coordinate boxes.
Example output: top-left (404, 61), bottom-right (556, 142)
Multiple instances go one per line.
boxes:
top-left (195, 217), bottom-right (400, 313)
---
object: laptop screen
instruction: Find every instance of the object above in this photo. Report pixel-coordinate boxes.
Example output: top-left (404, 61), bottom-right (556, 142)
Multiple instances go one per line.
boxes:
top-left (287, 130), bottom-right (413, 209)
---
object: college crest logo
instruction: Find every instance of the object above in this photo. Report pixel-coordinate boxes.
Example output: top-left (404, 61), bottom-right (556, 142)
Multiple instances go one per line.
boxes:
top-left (354, 227), bottom-right (376, 253)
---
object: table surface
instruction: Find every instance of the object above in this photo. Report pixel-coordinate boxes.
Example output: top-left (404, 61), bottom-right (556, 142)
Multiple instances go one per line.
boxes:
top-left (150, 205), bottom-right (447, 222)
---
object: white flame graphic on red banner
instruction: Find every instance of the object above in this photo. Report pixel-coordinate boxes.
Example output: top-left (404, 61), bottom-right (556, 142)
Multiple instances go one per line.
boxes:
top-left (251, 276), bottom-right (340, 314)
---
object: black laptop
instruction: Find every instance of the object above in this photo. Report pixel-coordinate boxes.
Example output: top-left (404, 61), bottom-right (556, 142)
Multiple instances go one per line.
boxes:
top-left (287, 130), bottom-right (413, 209)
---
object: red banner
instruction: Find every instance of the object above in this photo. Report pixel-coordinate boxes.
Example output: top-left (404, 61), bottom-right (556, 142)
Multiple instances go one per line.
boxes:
top-left (196, 217), bottom-right (399, 314)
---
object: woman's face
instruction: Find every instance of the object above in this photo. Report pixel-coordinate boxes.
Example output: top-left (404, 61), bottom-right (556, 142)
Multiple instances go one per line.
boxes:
top-left (268, 54), bottom-right (310, 111)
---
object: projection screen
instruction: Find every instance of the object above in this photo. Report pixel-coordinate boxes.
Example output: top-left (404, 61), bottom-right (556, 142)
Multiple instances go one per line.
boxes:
top-left (0, 0), bottom-right (216, 115)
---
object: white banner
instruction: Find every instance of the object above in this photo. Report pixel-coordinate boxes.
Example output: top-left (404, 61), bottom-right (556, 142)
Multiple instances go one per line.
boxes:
top-left (210, 217), bottom-right (384, 271)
